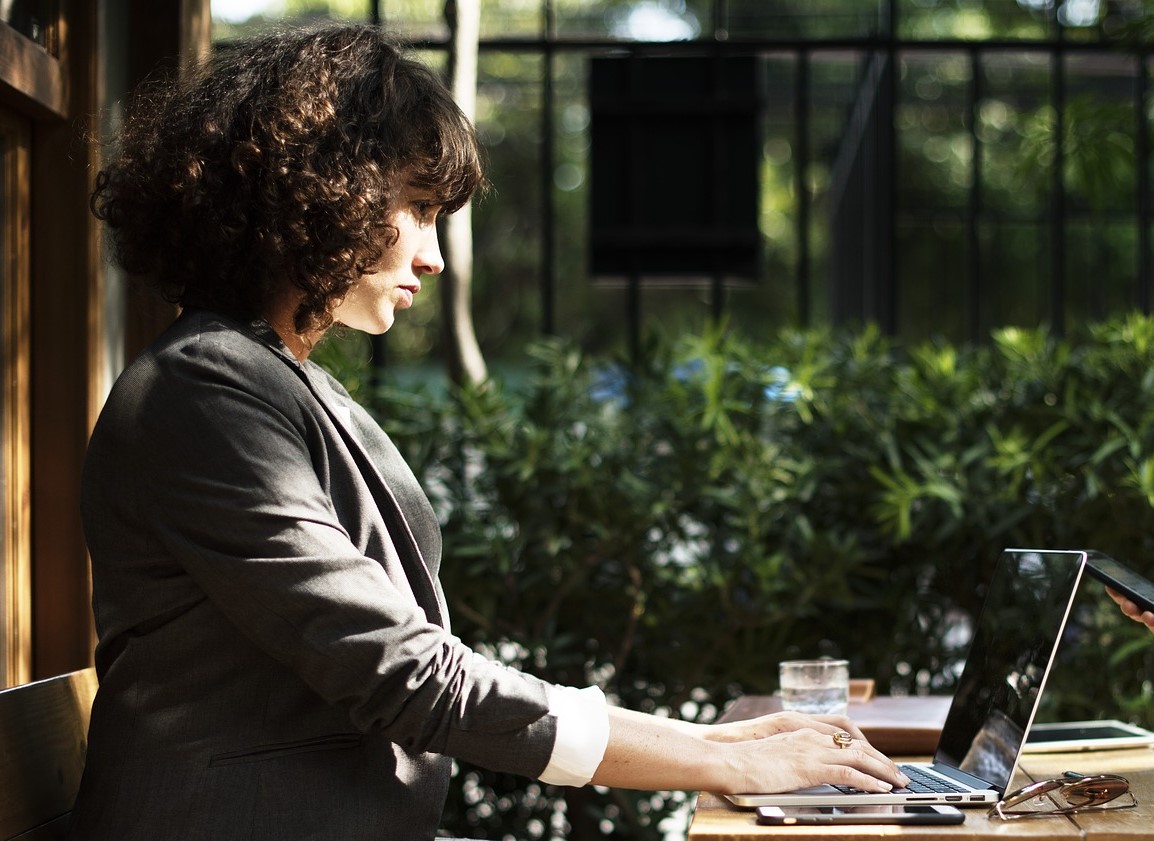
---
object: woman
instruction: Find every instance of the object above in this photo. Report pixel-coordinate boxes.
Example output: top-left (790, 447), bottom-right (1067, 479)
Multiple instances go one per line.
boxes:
top-left (69, 24), bottom-right (907, 840)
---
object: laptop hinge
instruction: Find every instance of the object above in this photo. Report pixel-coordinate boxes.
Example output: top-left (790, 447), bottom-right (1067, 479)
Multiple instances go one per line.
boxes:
top-left (931, 763), bottom-right (998, 791)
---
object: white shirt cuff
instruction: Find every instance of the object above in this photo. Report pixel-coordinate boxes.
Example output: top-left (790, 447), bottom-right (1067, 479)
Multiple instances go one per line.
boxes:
top-left (538, 684), bottom-right (609, 787)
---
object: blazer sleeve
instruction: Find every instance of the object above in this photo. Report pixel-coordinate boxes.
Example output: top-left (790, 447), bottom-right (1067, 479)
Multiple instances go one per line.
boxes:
top-left (83, 329), bottom-right (557, 778)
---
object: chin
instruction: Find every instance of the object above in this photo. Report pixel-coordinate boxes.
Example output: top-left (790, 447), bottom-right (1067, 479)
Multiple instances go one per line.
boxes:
top-left (344, 313), bottom-right (395, 335)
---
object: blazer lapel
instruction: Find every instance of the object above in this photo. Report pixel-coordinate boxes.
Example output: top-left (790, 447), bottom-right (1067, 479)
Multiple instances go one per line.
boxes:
top-left (311, 377), bottom-right (446, 628)
top-left (240, 317), bottom-right (446, 627)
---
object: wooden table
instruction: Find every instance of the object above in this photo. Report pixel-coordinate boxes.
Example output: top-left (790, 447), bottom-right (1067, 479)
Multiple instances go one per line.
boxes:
top-left (687, 696), bottom-right (1154, 840)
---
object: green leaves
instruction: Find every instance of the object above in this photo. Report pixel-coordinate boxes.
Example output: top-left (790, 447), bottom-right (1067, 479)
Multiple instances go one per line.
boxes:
top-left (328, 315), bottom-right (1154, 841)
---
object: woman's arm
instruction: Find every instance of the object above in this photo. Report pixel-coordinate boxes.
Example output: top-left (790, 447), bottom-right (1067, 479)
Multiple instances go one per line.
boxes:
top-left (591, 706), bottom-right (908, 795)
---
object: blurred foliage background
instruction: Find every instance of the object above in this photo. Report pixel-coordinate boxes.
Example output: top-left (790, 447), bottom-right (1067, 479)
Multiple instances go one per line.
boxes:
top-left (211, 2), bottom-right (1154, 839)
top-left (317, 314), bottom-right (1154, 840)
top-left (214, 0), bottom-right (1154, 372)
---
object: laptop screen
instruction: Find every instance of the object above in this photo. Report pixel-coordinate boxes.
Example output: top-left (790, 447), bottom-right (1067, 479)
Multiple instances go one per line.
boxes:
top-left (932, 549), bottom-right (1084, 791)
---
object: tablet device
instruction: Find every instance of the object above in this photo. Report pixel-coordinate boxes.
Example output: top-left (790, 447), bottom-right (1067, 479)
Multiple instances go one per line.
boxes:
top-left (1024, 719), bottom-right (1154, 753)
top-left (756, 804), bottom-right (965, 826)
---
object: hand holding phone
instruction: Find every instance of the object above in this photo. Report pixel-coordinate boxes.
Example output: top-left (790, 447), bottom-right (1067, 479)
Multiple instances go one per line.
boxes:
top-left (756, 804), bottom-right (965, 826)
top-left (1087, 554), bottom-right (1154, 613)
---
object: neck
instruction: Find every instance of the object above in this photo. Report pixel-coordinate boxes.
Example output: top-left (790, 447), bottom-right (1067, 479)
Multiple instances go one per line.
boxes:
top-left (277, 326), bottom-right (314, 362)
top-left (262, 295), bottom-right (320, 362)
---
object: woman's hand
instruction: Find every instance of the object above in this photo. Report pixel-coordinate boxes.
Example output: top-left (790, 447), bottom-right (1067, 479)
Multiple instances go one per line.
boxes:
top-left (1107, 587), bottom-right (1154, 633)
top-left (703, 710), bottom-right (870, 744)
top-left (708, 725), bottom-right (909, 796)
top-left (698, 711), bottom-right (907, 795)
top-left (591, 707), bottom-right (909, 796)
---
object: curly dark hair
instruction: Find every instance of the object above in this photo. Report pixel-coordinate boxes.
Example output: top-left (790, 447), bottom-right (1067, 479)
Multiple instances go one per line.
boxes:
top-left (91, 24), bottom-right (485, 334)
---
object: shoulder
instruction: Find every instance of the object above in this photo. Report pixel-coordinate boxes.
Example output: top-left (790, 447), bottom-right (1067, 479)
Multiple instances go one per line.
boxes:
top-left (96, 309), bottom-right (321, 439)
top-left (151, 309), bottom-right (296, 375)
top-left (120, 309), bottom-right (304, 396)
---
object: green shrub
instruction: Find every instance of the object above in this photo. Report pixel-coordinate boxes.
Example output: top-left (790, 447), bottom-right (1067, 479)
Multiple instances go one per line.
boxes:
top-left (316, 315), bottom-right (1154, 841)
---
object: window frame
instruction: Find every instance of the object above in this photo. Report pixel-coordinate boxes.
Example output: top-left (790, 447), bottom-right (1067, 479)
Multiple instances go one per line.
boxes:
top-left (0, 107), bottom-right (30, 687)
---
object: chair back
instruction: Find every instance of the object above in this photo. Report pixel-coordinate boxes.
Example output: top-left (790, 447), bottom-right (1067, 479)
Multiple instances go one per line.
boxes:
top-left (0, 669), bottom-right (97, 841)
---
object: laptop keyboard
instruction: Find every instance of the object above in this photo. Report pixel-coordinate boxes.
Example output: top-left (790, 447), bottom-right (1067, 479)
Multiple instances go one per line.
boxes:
top-left (833, 764), bottom-right (968, 795)
top-left (894, 765), bottom-right (968, 794)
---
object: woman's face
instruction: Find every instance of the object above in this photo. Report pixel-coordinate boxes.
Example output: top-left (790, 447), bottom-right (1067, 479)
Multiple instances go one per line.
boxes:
top-left (331, 183), bottom-right (445, 335)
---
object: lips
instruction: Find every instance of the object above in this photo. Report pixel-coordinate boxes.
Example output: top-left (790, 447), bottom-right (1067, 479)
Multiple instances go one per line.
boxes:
top-left (397, 282), bottom-right (421, 308)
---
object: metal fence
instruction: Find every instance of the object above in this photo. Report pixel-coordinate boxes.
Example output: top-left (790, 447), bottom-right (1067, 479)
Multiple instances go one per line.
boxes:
top-left (219, 1), bottom-right (1154, 362)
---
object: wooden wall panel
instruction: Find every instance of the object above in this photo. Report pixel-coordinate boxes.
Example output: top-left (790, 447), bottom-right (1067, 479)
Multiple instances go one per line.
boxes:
top-left (30, 0), bottom-right (100, 679)
top-left (26, 0), bottom-right (212, 678)
top-left (0, 111), bottom-right (31, 687)
top-left (0, 24), bottom-right (64, 118)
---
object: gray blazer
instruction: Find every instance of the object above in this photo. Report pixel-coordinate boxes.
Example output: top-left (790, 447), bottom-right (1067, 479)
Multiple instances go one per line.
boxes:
top-left (68, 309), bottom-right (557, 841)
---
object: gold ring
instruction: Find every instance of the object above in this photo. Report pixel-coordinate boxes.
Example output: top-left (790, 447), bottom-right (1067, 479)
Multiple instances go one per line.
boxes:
top-left (832, 731), bottom-right (853, 749)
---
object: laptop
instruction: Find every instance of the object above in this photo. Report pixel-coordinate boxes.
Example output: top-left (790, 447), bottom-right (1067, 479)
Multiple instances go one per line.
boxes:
top-left (727, 548), bottom-right (1091, 808)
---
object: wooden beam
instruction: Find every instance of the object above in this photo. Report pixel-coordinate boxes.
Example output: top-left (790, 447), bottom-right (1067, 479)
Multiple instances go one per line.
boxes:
top-left (0, 23), bottom-right (64, 119)
top-left (0, 111), bottom-right (31, 687)
top-left (182, 0), bottom-right (212, 64)
top-left (28, 0), bottom-right (210, 678)
top-left (30, 0), bottom-right (100, 678)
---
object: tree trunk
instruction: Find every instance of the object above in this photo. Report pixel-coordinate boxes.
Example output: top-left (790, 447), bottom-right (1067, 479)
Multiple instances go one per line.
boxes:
top-left (442, 0), bottom-right (487, 386)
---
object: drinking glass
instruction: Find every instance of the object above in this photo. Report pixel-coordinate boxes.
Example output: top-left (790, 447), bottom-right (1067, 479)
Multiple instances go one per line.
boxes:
top-left (779, 658), bottom-right (850, 716)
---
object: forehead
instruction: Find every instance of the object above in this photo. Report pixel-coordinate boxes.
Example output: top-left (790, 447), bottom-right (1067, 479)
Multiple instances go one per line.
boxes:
top-left (400, 181), bottom-right (437, 197)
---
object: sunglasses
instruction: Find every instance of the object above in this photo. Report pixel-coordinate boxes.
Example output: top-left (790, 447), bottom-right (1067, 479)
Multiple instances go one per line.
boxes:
top-left (989, 771), bottom-right (1137, 820)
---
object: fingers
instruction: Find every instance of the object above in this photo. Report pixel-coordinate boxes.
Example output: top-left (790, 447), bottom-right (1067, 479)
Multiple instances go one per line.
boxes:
top-left (820, 752), bottom-right (905, 793)
top-left (715, 711), bottom-right (858, 742)
top-left (737, 728), bottom-right (907, 795)
top-left (1106, 587), bottom-right (1133, 612)
top-left (826, 732), bottom-right (909, 790)
top-left (712, 714), bottom-right (910, 793)
top-left (1107, 587), bottom-right (1154, 631)
top-left (747, 711), bottom-right (869, 741)
top-left (746, 714), bottom-right (895, 774)
top-left (718, 726), bottom-right (911, 796)
top-left (793, 727), bottom-right (908, 790)
top-left (809, 713), bottom-right (869, 741)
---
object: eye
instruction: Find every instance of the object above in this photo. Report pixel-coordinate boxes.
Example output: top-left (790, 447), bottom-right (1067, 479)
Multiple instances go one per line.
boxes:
top-left (412, 199), bottom-right (441, 224)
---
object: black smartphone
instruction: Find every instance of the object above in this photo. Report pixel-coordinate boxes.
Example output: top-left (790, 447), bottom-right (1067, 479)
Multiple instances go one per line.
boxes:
top-left (1086, 554), bottom-right (1154, 613)
top-left (755, 804), bottom-right (965, 826)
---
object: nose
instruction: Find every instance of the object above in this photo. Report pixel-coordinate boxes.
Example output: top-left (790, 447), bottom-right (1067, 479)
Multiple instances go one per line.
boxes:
top-left (415, 225), bottom-right (445, 276)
